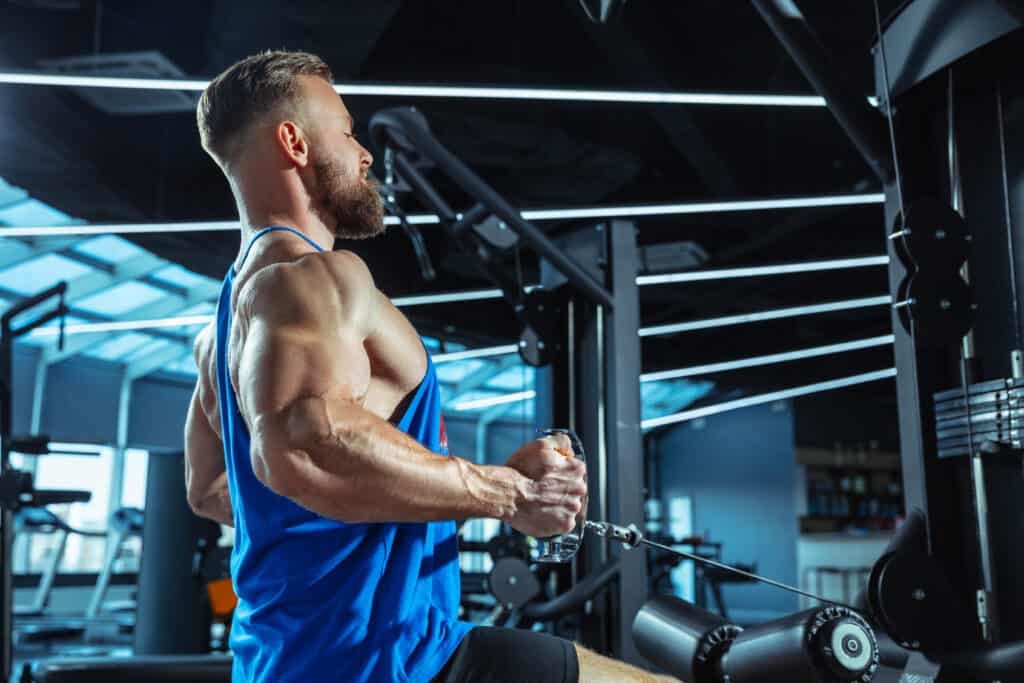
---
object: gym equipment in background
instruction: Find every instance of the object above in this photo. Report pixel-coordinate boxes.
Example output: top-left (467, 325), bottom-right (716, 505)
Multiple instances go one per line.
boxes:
top-left (85, 507), bottom-right (144, 622)
top-left (13, 507), bottom-right (105, 644)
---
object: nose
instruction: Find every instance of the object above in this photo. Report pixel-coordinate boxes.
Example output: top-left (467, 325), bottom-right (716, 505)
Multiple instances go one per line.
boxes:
top-left (358, 141), bottom-right (373, 170)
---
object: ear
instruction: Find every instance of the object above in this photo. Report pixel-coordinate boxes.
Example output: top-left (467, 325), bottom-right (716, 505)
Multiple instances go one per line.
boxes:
top-left (275, 120), bottom-right (310, 168)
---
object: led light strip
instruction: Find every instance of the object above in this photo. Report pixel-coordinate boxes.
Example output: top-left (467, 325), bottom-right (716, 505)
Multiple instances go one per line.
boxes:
top-left (452, 390), bottom-right (536, 411)
top-left (24, 295), bottom-right (893, 338)
top-left (520, 193), bottom-right (884, 221)
top-left (30, 315), bottom-right (213, 336)
top-left (641, 368), bottom-right (897, 430)
top-left (640, 335), bottom-right (895, 382)
top-left (1, 193), bottom-right (885, 238)
top-left (45, 441), bottom-right (107, 455)
top-left (638, 295), bottom-right (893, 337)
top-left (0, 71), bottom-right (829, 106)
top-left (432, 345), bottom-right (520, 363)
top-left (393, 289), bottom-right (504, 306)
top-left (636, 255), bottom-right (890, 286)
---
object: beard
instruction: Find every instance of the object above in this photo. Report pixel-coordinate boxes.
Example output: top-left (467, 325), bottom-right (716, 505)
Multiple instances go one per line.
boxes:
top-left (304, 156), bottom-right (385, 240)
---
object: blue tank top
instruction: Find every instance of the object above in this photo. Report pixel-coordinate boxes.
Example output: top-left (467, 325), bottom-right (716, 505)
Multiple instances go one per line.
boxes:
top-left (215, 226), bottom-right (474, 683)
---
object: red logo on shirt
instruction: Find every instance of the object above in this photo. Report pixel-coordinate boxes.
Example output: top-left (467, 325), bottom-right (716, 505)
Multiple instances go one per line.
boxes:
top-left (439, 416), bottom-right (449, 455)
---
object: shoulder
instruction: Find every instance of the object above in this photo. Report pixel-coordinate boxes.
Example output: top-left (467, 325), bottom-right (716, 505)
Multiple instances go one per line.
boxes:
top-left (238, 249), bottom-right (378, 331)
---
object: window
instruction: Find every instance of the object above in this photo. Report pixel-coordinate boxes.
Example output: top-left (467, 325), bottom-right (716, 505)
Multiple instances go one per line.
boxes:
top-left (32, 449), bottom-right (114, 572)
top-left (668, 496), bottom-right (695, 601)
top-left (11, 445), bottom-right (151, 575)
top-left (114, 448), bottom-right (149, 572)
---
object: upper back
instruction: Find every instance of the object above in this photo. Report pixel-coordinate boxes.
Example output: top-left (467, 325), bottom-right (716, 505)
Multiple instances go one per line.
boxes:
top-left (217, 230), bottom-right (427, 428)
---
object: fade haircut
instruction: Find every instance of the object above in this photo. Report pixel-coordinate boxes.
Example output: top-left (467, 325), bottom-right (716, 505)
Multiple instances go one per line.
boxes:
top-left (196, 50), bottom-right (333, 167)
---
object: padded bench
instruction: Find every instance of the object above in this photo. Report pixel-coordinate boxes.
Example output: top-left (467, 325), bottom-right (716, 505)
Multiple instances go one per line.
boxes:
top-left (25, 654), bottom-right (232, 682)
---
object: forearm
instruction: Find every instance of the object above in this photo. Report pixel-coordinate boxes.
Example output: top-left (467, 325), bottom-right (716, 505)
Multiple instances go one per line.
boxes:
top-left (256, 402), bottom-right (526, 524)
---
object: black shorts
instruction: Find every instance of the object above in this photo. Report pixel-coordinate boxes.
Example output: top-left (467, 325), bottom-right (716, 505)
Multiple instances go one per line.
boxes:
top-left (431, 627), bottom-right (579, 683)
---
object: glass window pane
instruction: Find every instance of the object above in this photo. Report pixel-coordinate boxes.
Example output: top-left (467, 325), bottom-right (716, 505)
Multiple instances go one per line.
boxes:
top-left (151, 264), bottom-right (212, 290)
top-left (72, 235), bottom-right (146, 265)
top-left (84, 332), bottom-right (156, 361)
top-left (75, 281), bottom-right (168, 317)
top-left (0, 254), bottom-right (92, 295)
top-left (114, 449), bottom-right (148, 573)
top-left (33, 447), bottom-right (114, 572)
top-left (484, 365), bottom-right (535, 391)
top-left (0, 198), bottom-right (75, 226)
top-left (435, 359), bottom-right (485, 384)
top-left (120, 449), bottom-right (148, 509)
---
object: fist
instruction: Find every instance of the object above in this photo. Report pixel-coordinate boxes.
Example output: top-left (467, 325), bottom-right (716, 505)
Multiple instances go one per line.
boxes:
top-left (504, 433), bottom-right (579, 479)
top-left (504, 435), bottom-right (587, 539)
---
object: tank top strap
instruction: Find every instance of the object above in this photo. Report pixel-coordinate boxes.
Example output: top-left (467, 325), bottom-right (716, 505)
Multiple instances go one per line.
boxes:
top-left (236, 226), bottom-right (326, 273)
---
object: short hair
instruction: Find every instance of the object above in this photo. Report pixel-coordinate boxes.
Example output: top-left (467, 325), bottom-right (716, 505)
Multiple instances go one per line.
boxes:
top-left (197, 50), bottom-right (333, 167)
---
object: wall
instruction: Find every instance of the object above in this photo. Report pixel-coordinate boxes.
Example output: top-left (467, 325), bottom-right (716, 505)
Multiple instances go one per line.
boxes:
top-left (40, 357), bottom-right (124, 444)
top-left (128, 377), bottom-right (193, 450)
top-left (654, 401), bottom-right (798, 624)
top-left (12, 351), bottom-right (195, 451)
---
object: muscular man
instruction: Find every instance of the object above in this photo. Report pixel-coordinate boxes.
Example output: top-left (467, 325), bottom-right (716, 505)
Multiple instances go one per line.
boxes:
top-left (184, 50), bottom-right (674, 683)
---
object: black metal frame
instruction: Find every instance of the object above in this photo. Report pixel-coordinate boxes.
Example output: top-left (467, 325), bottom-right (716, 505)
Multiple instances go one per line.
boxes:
top-left (369, 107), bottom-right (614, 310)
top-left (0, 282), bottom-right (72, 680)
top-left (751, 0), bottom-right (893, 184)
top-left (370, 111), bottom-right (648, 661)
top-left (752, 1), bottom-right (1024, 679)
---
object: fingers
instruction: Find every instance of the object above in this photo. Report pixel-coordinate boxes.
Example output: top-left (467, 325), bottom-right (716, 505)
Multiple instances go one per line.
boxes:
top-left (532, 477), bottom-right (587, 507)
top-left (535, 506), bottom-right (579, 534)
top-left (541, 432), bottom-right (574, 456)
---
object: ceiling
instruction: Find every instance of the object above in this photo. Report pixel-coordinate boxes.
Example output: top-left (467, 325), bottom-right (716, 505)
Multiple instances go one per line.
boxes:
top-left (0, 0), bottom-right (911, 428)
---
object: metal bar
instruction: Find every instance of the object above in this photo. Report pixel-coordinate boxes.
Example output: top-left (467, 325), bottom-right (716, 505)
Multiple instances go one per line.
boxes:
top-left (639, 295), bottom-right (892, 337)
top-left (1, 282), bottom-right (67, 326)
top-left (371, 109), bottom-right (614, 309)
top-left (751, 0), bottom-right (893, 182)
top-left (0, 193), bottom-right (885, 238)
top-left (392, 154), bottom-right (458, 223)
top-left (0, 282), bottom-right (66, 681)
top-left (642, 367), bottom-right (897, 430)
top-left (602, 221), bottom-right (646, 661)
top-left (640, 335), bottom-right (895, 382)
top-left (0, 71), bottom-right (832, 106)
top-left (636, 255), bottom-right (889, 285)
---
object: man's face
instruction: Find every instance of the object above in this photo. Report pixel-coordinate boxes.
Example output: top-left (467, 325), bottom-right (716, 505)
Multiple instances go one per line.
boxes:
top-left (297, 76), bottom-right (384, 240)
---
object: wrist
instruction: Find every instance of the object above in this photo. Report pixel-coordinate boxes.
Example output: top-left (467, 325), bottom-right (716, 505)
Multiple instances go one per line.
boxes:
top-left (460, 461), bottom-right (529, 522)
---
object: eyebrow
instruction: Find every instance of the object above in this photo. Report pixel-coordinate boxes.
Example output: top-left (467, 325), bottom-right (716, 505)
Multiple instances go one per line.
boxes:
top-left (346, 113), bottom-right (355, 130)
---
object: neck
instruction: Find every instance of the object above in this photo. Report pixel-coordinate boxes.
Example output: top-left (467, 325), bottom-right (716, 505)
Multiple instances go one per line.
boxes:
top-left (229, 168), bottom-right (335, 268)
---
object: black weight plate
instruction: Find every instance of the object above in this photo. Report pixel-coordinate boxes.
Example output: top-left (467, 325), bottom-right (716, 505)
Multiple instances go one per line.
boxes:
top-left (905, 274), bottom-right (974, 344)
top-left (488, 557), bottom-right (541, 608)
top-left (933, 378), bottom-right (1021, 402)
top-left (899, 199), bottom-right (970, 273)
